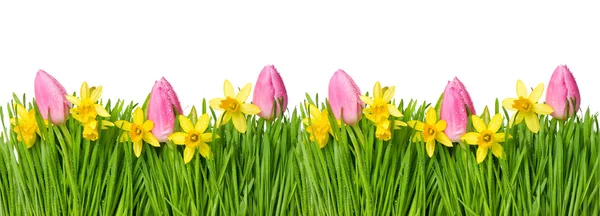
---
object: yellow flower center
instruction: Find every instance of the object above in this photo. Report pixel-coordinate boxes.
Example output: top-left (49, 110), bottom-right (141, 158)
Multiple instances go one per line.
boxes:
top-left (186, 130), bottom-right (202, 147)
top-left (423, 123), bottom-right (436, 142)
top-left (370, 100), bottom-right (390, 122)
top-left (72, 101), bottom-right (98, 123)
top-left (478, 130), bottom-right (495, 148)
top-left (220, 97), bottom-right (241, 113)
top-left (129, 124), bottom-right (143, 142)
top-left (512, 96), bottom-right (532, 113)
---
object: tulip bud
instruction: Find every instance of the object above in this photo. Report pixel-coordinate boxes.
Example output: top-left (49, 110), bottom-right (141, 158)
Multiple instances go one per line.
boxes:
top-left (147, 77), bottom-right (183, 142)
top-left (440, 77), bottom-right (476, 142)
top-left (34, 69), bottom-right (71, 125)
top-left (252, 65), bottom-right (288, 120)
top-left (546, 65), bottom-right (581, 120)
top-left (328, 69), bottom-right (363, 125)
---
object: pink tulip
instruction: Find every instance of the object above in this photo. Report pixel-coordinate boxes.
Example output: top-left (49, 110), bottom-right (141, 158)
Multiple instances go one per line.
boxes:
top-left (252, 65), bottom-right (288, 120)
top-left (328, 69), bottom-right (363, 125)
top-left (34, 69), bottom-right (70, 125)
top-left (147, 77), bottom-right (183, 142)
top-left (440, 77), bottom-right (476, 142)
top-left (546, 65), bottom-right (581, 120)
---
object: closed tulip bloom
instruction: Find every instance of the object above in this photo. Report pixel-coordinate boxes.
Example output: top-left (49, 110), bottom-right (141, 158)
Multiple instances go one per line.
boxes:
top-left (546, 65), bottom-right (581, 120)
top-left (252, 65), bottom-right (288, 120)
top-left (147, 77), bottom-right (184, 142)
top-left (440, 77), bottom-right (476, 142)
top-left (328, 69), bottom-right (363, 125)
top-left (34, 69), bottom-right (71, 125)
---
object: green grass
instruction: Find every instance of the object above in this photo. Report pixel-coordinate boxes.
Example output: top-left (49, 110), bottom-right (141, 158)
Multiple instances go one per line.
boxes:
top-left (1, 93), bottom-right (599, 215)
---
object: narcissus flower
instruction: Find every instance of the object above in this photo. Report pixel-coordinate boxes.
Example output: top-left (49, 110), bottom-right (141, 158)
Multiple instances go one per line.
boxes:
top-left (440, 77), bottom-right (476, 142)
top-left (209, 80), bottom-right (261, 133)
top-left (502, 80), bottom-right (554, 133)
top-left (360, 81), bottom-right (406, 140)
top-left (169, 114), bottom-right (218, 163)
top-left (253, 65), bottom-right (288, 120)
top-left (328, 69), bottom-right (363, 125)
top-left (302, 104), bottom-right (334, 148)
top-left (115, 108), bottom-right (160, 157)
top-left (461, 114), bottom-right (512, 164)
top-left (66, 82), bottom-right (111, 124)
top-left (82, 119), bottom-right (114, 141)
top-left (408, 107), bottom-right (453, 157)
top-left (546, 65), bottom-right (581, 120)
top-left (34, 69), bottom-right (70, 125)
top-left (10, 104), bottom-right (40, 148)
top-left (147, 77), bottom-right (183, 142)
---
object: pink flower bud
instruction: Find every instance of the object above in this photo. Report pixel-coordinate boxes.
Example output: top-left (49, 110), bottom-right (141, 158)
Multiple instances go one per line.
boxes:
top-left (440, 77), bottom-right (476, 142)
top-left (148, 77), bottom-right (183, 142)
top-left (328, 69), bottom-right (363, 125)
top-left (252, 65), bottom-right (288, 120)
top-left (546, 65), bottom-right (581, 120)
top-left (34, 69), bottom-right (70, 125)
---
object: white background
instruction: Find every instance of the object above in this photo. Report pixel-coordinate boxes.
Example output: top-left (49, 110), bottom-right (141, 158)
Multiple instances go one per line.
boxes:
top-left (1, 1), bottom-right (598, 119)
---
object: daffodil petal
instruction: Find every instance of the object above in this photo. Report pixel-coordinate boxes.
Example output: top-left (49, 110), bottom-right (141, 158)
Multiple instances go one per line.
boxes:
top-left (436, 132), bottom-right (453, 147)
top-left (528, 83), bottom-right (544, 102)
top-left (488, 114), bottom-right (503, 133)
top-left (81, 82), bottom-right (89, 99)
top-left (198, 143), bottom-right (211, 159)
top-left (373, 82), bottom-right (382, 100)
top-left (95, 104), bottom-right (110, 117)
top-left (236, 83), bottom-right (252, 102)
top-left (407, 120), bottom-right (424, 131)
top-left (224, 80), bottom-right (235, 98)
top-left (133, 108), bottom-right (144, 125)
top-left (494, 133), bottom-right (510, 143)
top-left (241, 104), bottom-right (261, 115)
top-left (178, 115), bottom-right (193, 133)
top-left (382, 86), bottom-right (395, 102)
top-left (114, 120), bottom-right (131, 131)
top-left (142, 120), bottom-right (154, 132)
top-left (491, 143), bottom-right (503, 158)
top-left (209, 98), bottom-right (224, 111)
top-left (425, 108), bottom-right (437, 125)
top-left (169, 132), bottom-right (187, 145)
top-left (516, 80), bottom-right (527, 98)
top-left (435, 120), bottom-right (447, 131)
top-left (133, 140), bottom-right (143, 157)
top-left (461, 132), bottom-right (480, 145)
top-left (476, 147), bottom-right (488, 164)
top-left (387, 104), bottom-right (402, 117)
top-left (360, 96), bottom-right (374, 106)
top-left (143, 132), bottom-right (160, 147)
top-left (183, 147), bottom-right (195, 164)
top-left (308, 104), bottom-right (321, 119)
top-left (472, 115), bottom-right (486, 133)
top-left (514, 112), bottom-right (525, 125)
top-left (195, 114), bottom-right (210, 133)
top-left (502, 98), bottom-right (517, 111)
top-left (201, 133), bottom-right (217, 142)
top-left (90, 86), bottom-right (103, 102)
top-left (231, 112), bottom-right (247, 133)
top-left (65, 95), bottom-right (81, 105)
top-left (533, 103), bottom-right (554, 115)
top-left (426, 140), bottom-right (435, 157)
top-left (524, 112), bottom-right (540, 133)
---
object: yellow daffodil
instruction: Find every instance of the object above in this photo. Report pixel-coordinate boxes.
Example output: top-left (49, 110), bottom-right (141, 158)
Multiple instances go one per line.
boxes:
top-left (168, 114), bottom-right (218, 163)
top-left (408, 107), bottom-right (453, 157)
top-left (10, 104), bottom-right (40, 148)
top-left (502, 80), bottom-right (554, 133)
top-left (65, 82), bottom-right (110, 124)
top-left (115, 108), bottom-right (160, 157)
top-left (461, 114), bottom-right (512, 164)
top-left (360, 82), bottom-right (407, 141)
top-left (302, 104), bottom-right (334, 148)
top-left (82, 119), bottom-right (114, 141)
top-left (209, 80), bottom-right (261, 133)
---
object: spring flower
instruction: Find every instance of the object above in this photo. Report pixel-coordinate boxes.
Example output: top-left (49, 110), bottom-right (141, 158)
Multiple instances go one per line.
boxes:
top-left (461, 114), bottom-right (512, 164)
top-left (147, 77), bottom-right (184, 142)
top-left (360, 81), bottom-right (407, 140)
top-left (440, 77), bottom-right (476, 142)
top-left (82, 119), bottom-right (114, 141)
top-left (546, 65), bottom-right (581, 120)
top-left (209, 80), bottom-right (261, 133)
top-left (302, 104), bottom-right (334, 148)
top-left (502, 80), bottom-right (554, 133)
top-left (34, 69), bottom-right (70, 125)
top-left (328, 69), bottom-right (363, 125)
top-left (115, 108), bottom-right (160, 157)
top-left (253, 65), bottom-right (288, 120)
top-left (408, 107), bottom-right (453, 157)
top-left (10, 104), bottom-right (40, 148)
top-left (66, 82), bottom-right (111, 124)
top-left (169, 114), bottom-right (217, 163)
